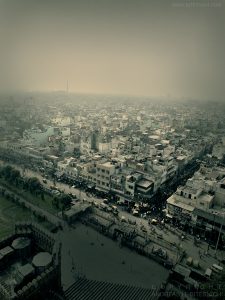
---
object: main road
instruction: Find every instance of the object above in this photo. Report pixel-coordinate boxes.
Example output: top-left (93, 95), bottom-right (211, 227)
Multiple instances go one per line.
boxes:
top-left (0, 160), bottom-right (223, 267)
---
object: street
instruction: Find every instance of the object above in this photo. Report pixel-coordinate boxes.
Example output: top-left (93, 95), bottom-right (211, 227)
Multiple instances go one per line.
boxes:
top-left (0, 160), bottom-right (224, 271)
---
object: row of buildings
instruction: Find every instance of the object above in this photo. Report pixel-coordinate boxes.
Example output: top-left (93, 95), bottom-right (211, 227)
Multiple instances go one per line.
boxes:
top-left (0, 97), bottom-right (224, 203)
top-left (166, 164), bottom-right (225, 244)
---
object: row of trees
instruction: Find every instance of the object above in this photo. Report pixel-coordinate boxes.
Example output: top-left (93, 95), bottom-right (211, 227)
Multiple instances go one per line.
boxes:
top-left (0, 165), bottom-right (72, 210)
top-left (52, 193), bottom-right (72, 210)
top-left (0, 165), bottom-right (42, 195)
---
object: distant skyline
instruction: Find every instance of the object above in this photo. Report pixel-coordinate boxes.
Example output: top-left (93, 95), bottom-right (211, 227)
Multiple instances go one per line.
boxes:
top-left (0, 0), bottom-right (225, 101)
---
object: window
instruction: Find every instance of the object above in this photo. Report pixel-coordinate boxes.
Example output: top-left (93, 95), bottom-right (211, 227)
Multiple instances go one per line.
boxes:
top-left (188, 194), bottom-right (191, 199)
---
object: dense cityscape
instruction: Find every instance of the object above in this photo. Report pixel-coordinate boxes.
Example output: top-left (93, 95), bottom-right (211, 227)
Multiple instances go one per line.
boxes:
top-left (0, 93), bottom-right (225, 299)
top-left (1, 0), bottom-right (225, 299)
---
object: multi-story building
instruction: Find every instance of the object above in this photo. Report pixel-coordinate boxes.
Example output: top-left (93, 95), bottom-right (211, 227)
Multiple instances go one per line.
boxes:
top-left (166, 165), bottom-right (225, 242)
top-left (95, 161), bottom-right (117, 191)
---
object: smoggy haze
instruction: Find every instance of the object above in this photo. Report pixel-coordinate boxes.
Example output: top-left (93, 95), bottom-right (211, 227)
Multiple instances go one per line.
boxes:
top-left (0, 0), bottom-right (224, 101)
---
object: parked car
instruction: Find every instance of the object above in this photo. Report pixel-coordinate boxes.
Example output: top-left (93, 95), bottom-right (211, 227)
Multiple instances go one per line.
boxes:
top-left (132, 209), bottom-right (139, 216)
top-left (151, 219), bottom-right (158, 225)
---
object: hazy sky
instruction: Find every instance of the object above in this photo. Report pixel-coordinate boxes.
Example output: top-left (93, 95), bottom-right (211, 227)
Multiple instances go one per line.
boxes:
top-left (0, 0), bottom-right (224, 100)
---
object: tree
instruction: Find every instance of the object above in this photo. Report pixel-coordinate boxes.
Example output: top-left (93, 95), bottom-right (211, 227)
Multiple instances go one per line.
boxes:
top-left (41, 192), bottom-right (45, 200)
top-left (1, 165), bottom-right (13, 179)
top-left (52, 197), bottom-right (59, 209)
top-left (59, 193), bottom-right (72, 209)
top-left (27, 177), bottom-right (42, 195)
top-left (9, 169), bottom-right (21, 186)
top-left (0, 165), bottom-right (21, 186)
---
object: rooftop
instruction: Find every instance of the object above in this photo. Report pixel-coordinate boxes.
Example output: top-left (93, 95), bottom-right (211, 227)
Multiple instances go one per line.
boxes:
top-left (173, 264), bottom-right (191, 278)
top-left (167, 196), bottom-right (195, 212)
top-left (17, 263), bottom-right (34, 278)
top-left (32, 252), bottom-right (52, 267)
top-left (0, 246), bottom-right (14, 257)
top-left (136, 179), bottom-right (153, 189)
top-left (63, 202), bottom-right (91, 218)
top-left (11, 237), bottom-right (31, 250)
top-left (179, 186), bottom-right (200, 195)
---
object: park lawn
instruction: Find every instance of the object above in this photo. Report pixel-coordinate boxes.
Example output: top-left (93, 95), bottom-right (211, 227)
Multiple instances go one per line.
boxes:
top-left (0, 179), bottom-right (61, 214)
top-left (0, 195), bottom-right (55, 239)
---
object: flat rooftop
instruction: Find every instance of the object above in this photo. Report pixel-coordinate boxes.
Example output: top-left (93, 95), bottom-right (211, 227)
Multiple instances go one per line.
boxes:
top-left (167, 196), bottom-right (194, 212)
top-left (136, 179), bottom-right (153, 189)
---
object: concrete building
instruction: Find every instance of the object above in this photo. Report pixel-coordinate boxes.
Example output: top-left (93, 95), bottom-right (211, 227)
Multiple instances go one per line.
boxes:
top-left (0, 223), bottom-right (61, 300)
top-left (96, 161), bottom-right (117, 191)
top-left (125, 173), bottom-right (142, 197)
top-left (166, 165), bottom-right (225, 243)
